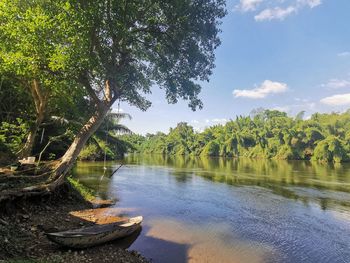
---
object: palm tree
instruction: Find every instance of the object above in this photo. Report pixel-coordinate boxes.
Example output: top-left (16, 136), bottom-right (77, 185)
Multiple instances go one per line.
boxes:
top-left (88, 111), bottom-right (133, 160)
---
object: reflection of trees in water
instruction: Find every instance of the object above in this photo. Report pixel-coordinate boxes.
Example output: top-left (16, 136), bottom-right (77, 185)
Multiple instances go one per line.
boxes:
top-left (72, 161), bottom-right (118, 200)
top-left (172, 171), bottom-right (189, 183)
top-left (125, 154), bottom-right (350, 210)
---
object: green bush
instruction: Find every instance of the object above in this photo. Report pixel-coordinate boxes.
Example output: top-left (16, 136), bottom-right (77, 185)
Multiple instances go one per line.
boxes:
top-left (275, 145), bottom-right (299, 160)
top-left (78, 143), bottom-right (100, 161)
top-left (0, 118), bottom-right (28, 155)
top-left (312, 136), bottom-right (348, 163)
top-left (201, 141), bottom-right (220, 156)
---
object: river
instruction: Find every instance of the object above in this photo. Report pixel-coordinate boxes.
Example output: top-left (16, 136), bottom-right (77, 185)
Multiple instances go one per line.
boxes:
top-left (73, 155), bottom-right (350, 263)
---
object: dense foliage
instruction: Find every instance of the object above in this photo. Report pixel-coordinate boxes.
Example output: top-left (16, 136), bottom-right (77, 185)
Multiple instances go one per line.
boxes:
top-left (121, 110), bottom-right (350, 163)
top-left (0, 79), bottom-right (131, 163)
top-left (0, 0), bottom-right (227, 174)
top-left (0, 75), bottom-right (90, 163)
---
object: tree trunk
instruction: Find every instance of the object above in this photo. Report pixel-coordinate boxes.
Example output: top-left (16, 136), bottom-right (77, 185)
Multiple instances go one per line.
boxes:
top-left (53, 104), bottom-right (110, 183)
top-left (19, 111), bottom-right (45, 158)
top-left (19, 80), bottom-right (48, 159)
top-left (50, 79), bottom-right (116, 188)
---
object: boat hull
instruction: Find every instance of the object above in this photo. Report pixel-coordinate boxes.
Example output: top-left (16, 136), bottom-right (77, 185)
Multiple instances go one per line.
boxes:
top-left (46, 216), bottom-right (142, 248)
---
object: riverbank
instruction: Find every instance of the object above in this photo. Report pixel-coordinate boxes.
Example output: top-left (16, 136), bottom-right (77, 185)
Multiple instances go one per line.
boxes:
top-left (0, 182), bottom-right (149, 263)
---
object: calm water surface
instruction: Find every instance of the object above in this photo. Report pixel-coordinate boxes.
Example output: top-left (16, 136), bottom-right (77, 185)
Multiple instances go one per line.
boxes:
top-left (73, 155), bottom-right (350, 263)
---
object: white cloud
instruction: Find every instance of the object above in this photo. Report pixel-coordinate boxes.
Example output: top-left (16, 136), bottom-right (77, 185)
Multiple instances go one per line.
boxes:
top-left (272, 106), bottom-right (291, 112)
top-left (255, 6), bottom-right (296, 21)
top-left (233, 80), bottom-right (288, 99)
top-left (272, 101), bottom-right (316, 114)
top-left (190, 118), bottom-right (228, 132)
top-left (338, 51), bottom-right (350, 57)
top-left (212, 118), bottom-right (228, 124)
top-left (320, 93), bottom-right (350, 106)
top-left (235, 0), bottom-right (263, 12)
top-left (253, 0), bottom-right (321, 22)
top-left (321, 78), bottom-right (350, 89)
top-left (297, 0), bottom-right (322, 8)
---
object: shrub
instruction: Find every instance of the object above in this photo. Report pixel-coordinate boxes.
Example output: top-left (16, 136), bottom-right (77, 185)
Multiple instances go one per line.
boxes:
top-left (312, 136), bottom-right (348, 163)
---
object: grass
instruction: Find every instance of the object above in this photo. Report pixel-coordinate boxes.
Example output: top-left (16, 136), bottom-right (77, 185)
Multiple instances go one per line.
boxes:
top-left (67, 177), bottom-right (95, 202)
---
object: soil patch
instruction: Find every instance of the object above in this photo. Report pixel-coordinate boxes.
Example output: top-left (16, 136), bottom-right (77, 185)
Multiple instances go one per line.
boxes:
top-left (0, 183), bottom-right (149, 263)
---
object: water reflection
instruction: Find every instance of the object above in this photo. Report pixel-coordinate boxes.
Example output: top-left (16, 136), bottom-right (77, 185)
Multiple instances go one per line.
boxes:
top-left (72, 162), bottom-right (118, 201)
top-left (73, 155), bottom-right (350, 263)
top-left (123, 155), bottom-right (350, 211)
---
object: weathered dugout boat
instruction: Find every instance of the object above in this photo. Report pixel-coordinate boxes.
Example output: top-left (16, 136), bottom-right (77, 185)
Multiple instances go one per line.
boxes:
top-left (46, 216), bottom-right (143, 248)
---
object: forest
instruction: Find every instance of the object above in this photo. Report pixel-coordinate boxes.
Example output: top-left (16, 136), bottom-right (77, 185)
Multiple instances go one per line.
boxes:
top-left (0, 75), bottom-right (132, 163)
top-left (0, 0), bottom-right (226, 200)
top-left (122, 109), bottom-right (350, 163)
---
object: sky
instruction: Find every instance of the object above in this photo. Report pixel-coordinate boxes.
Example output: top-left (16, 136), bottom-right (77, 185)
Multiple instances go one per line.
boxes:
top-left (116, 0), bottom-right (350, 135)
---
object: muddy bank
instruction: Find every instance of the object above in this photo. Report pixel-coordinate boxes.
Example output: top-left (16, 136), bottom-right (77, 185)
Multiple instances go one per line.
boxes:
top-left (0, 183), bottom-right (149, 263)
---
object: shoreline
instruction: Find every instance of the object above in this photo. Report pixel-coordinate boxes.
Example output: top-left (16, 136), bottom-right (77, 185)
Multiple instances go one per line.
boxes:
top-left (0, 182), bottom-right (149, 263)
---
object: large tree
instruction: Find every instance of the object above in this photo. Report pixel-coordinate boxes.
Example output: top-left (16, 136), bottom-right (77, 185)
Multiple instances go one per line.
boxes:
top-left (0, 0), bottom-right (226, 198)
top-left (0, 0), bottom-right (83, 158)
top-left (53, 0), bottom-right (226, 179)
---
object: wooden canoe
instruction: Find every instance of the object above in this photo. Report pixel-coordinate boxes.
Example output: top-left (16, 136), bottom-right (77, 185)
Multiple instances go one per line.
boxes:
top-left (46, 216), bottom-right (143, 248)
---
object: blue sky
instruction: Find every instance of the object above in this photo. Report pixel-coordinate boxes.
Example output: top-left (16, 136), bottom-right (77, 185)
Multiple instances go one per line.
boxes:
top-left (116, 0), bottom-right (350, 134)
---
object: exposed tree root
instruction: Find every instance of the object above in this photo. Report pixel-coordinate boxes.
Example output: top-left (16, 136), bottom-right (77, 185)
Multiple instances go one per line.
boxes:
top-left (0, 164), bottom-right (66, 203)
top-left (0, 171), bottom-right (52, 184)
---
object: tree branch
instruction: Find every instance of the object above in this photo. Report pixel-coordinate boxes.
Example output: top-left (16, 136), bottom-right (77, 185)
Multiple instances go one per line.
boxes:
top-left (104, 79), bottom-right (112, 104)
top-left (79, 73), bottom-right (101, 106)
top-left (28, 80), bottom-right (40, 114)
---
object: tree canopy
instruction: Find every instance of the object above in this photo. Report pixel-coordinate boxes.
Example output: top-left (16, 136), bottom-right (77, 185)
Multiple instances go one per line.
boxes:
top-left (62, 0), bottom-right (227, 111)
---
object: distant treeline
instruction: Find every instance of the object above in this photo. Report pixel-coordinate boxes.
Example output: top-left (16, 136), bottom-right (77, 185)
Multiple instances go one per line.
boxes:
top-left (121, 110), bottom-right (350, 163)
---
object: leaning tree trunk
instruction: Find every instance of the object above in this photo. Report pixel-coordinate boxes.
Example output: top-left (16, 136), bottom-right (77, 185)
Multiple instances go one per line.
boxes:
top-left (52, 103), bottom-right (111, 185)
top-left (50, 78), bottom-right (116, 189)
